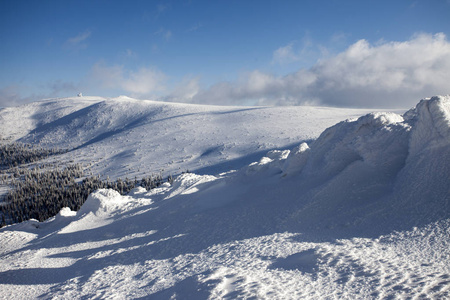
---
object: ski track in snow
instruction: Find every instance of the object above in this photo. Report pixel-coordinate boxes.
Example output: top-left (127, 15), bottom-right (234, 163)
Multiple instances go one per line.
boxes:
top-left (0, 95), bottom-right (449, 299)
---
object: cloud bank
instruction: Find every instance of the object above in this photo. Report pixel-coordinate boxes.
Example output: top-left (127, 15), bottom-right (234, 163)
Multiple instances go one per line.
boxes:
top-left (0, 86), bottom-right (34, 108)
top-left (89, 63), bottom-right (167, 97)
top-left (2, 33), bottom-right (448, 109)
top-left (184, 33), bottom-right (450, 108)
top-left (0, 81), bottom-right (78, 108)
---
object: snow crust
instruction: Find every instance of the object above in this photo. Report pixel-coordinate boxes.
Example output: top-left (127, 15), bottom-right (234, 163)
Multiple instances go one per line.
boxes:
top-left (1, 95), bottom-right (449, 299)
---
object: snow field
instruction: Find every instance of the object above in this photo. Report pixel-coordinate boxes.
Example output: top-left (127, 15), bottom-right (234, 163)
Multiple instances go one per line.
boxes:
top-left (1, 197), bottom-right (448, 299)
top-left (0, 95), bottom-right (449, 299)
top-left (1, 96), bottom-right (383, 179)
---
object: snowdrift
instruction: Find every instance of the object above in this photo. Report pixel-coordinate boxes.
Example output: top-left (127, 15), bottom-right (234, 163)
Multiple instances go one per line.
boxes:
top-left (0, 96), bottom-right (449, 299)
top-left (242, 95), bottom-right (450, 236)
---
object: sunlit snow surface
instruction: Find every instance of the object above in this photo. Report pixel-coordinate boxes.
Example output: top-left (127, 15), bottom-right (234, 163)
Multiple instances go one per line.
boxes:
top-left (0, 96), bottom-right (381, 178)
top-left (0, 96), bottom-right (449, 299)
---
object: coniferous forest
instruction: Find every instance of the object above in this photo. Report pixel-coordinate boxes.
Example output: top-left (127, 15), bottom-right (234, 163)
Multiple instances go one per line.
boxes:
top-left (0, 142), bottom-right (67, 168)
top-left (0, 142), bottom-right (173, 227)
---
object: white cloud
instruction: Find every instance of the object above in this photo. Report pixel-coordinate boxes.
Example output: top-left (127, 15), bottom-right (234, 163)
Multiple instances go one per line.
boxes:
top-left (155, 28), bottom-right (172, 41)
top-left (0, 81), bottom-right (78, 108)
top-left (273, 43), bottom-right (299, 64)
top-left (272, 35), bottom-right (328, 66)
top-left (0, 85), bottom-right (33, 107)
top-left (90, 63), bottom-right (167, 97)
top-left (123, 68), bottom-right (167, 95)
top-left (163, 76), bottom-right (201, 103)
top-left (190, 33), bottom-right (450, 108)
top-left (6, 33), bottom-right (448, 109)
top-left (47, 80), bottom-right (78, 94)
top-left (306, 32), bottom-right (450, 106)
top-left (330, 32), bottom-right (349, 44)
top-left (64, 30), bottom-right (91, 50)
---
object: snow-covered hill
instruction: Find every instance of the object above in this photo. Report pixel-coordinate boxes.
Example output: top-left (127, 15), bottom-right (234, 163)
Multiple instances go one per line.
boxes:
top-left (0, 96), bottom-right (382, 179)
top-left (0, 96), bottom-right (449, 299)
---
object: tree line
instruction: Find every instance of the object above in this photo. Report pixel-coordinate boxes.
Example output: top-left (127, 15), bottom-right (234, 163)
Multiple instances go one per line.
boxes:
top-left (0, 142), bottom-right (67, 169)
top-left (0, 142), bottom-right (174, 227)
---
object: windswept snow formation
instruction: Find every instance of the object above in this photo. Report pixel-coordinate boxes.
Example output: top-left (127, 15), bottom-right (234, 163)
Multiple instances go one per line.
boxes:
top-left (0, 96), bottom-right (449, 299)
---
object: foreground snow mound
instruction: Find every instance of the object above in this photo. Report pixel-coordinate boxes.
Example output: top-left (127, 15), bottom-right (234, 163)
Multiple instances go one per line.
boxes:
top-left (78, 189), bottom-right (130, 216)
top-left (286, 111), bottom-right (409, 180)
top-left (0, 96), bottom-right (449, 299)
top-left (284, 95), bottom-right (450, 178)
top-left (245, 95), bottom-right (449, 233)
top-left (405, 95), bottom-right (450, 158)
top-left (392, 96), bottom-right (450, 226)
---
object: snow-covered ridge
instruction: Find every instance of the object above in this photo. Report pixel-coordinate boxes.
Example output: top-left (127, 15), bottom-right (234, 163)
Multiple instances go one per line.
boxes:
top-left (0, 97), bottom-right (105, 142)
top-left (0, 96), bottom-right (382, 178)
top-left (0, 96), bottom-right (449, 299)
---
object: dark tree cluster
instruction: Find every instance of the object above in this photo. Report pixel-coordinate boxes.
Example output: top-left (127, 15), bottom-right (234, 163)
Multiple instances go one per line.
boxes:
top-left (0, 142), bottom-right (67, 169)
top-left (0, 141), bottom-right (175, 227)
top-left (1, 164), bottom-right (85, 224)
top-left (0, 166), bottom-right (172, 227)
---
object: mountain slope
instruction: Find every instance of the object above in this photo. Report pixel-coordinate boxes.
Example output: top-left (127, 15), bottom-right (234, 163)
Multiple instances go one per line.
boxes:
top-left (0, 96), bottom-right (384, 178)
top-left (0, 96), bottom-right (449, 299)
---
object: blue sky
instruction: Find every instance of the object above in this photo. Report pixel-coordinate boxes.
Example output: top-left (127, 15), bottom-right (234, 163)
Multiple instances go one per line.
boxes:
top-left (1, 0), bottom-right (450, 108)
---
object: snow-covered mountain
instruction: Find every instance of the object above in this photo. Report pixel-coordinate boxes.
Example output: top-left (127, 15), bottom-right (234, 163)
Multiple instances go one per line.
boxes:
top-left (0, 96), bottom-right (382, 179)
top-left (0, 96), bottom-right (449, 299)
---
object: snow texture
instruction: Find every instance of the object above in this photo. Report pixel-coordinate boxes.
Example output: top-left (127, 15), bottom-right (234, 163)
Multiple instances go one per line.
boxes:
top-left (0, 95), bottom-right (449, 299)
